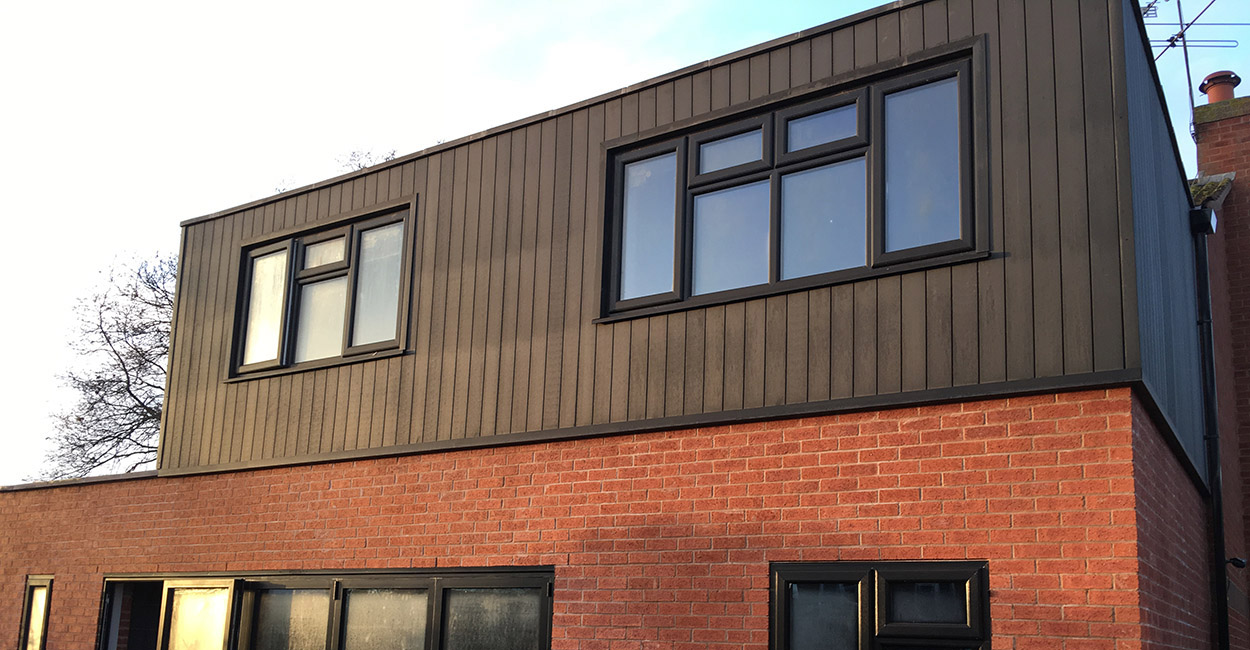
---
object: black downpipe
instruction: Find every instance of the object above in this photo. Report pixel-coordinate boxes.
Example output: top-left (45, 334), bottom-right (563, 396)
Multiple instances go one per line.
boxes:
top-left (1190, 206), bottom-right (1230, 650)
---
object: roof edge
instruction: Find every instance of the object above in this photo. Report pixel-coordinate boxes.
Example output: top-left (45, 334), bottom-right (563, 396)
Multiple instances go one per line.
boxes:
top-left (181, 0), bottom-right (924, 227)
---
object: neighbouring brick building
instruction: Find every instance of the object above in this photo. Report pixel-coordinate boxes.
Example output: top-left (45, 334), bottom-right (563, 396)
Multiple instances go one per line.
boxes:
top-left (3, 2), bottom-right (1249, 649)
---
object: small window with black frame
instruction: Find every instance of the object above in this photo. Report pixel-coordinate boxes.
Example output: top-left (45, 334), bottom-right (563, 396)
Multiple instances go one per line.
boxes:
top-left (771, 561), bottom-right (989, 650)
top-left (234, 205), bottom-right (412, 376)
top-left (603, 50), bottom-right (983, 319)
top-left (18, 575), bottom-right (52, 650)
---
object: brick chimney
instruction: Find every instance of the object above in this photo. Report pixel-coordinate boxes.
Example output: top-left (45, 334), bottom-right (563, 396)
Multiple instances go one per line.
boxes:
top-left (1194, 71), bottom-right (1250, 650)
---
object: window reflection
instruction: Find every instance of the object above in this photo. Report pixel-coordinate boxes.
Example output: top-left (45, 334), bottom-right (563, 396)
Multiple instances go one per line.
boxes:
top-left (693, 180), bottom-right (770, 295)
top-left (167, 588), bottom-right (230, 650)
top-left (883, 77), bottom-right (961, 252)
top-left (699, 129), bottom-right (762, 173)
top-left (242, 251), bottom-right (288, 365)
top-left (620, 153), bottom-right (678, 300)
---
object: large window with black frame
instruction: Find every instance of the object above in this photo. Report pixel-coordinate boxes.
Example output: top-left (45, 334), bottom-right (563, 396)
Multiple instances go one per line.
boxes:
top-left (771, 561), bottom-right (990, 650)
top-left (234, 204), bottom-right (411, 376)
top-left (604, 55), bottom-right (980, 319)
top-left (96, 569), bottom-right (553, 650)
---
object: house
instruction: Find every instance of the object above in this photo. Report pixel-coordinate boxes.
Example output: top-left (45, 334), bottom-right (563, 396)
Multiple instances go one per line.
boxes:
top-left (4, 0), bottom-right (1249, 648)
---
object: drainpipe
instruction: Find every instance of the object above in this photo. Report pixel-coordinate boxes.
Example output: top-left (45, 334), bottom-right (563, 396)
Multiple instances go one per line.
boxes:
top-left (1189, 204), bottom-right (1229, 650)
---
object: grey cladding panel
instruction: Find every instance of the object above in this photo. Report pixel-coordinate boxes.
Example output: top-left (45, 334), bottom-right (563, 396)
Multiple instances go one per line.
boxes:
top-left (160, 0), bottom-right (1140, 472)
top-left (1120, 0), bottom-right (1205, 478)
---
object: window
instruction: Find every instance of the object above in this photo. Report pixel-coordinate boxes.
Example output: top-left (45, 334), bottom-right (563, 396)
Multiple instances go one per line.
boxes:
top-left (98, 570), bottom-right (553, 650)
top-left (604, 57), bottom-right (979, 317)
top-left (235, 206), bottom-right (411, 375)
top-left (771, 561), bottom-right (989, 650)
top-left (18, 576), bottom-right (52, 650)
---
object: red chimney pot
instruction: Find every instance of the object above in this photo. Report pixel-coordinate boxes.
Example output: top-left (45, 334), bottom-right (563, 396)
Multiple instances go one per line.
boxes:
top-left (1199, 70), bottom-right (1241, 104)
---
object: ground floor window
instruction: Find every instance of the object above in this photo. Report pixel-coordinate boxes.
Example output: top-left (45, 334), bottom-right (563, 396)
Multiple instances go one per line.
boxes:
top-left (19, 575), bottom-right (52, 650)
top-left (771, 561), bottom-right (989, 650)
top-left (97, 569), bottom-right (552, 650)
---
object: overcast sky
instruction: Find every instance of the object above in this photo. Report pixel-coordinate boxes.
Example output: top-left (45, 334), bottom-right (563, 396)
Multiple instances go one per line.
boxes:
top-left (0, 0), bottom-right (1245, 486)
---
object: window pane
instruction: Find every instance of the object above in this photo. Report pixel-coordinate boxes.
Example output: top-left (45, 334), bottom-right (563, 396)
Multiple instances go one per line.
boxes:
top-left (24, 586), bottom-right (47, 650)
top-left (443, 587), bottom-right (544, 650)
top-left (294, 277), bottom-right (347, 363)
top-left (167, 588), bottom-right (230, 650)
top-left (883, 77), bottom-right (961, 252)
top-left (781, 158), bottom-right (867, 279)
top-left (788, 582), bottom-right (857, 650)
top-left (699, 129), bottom-right (762, 173)
top-left (888, 581), bottom-right (967, 624)
top-left (303, 237), bottom-right (345, 269)
top-left (341, 588), bottom-right (428, 650)
top-left (620, 153), bottom-right (677, 300)
top-left (693, 180), bottom-right (770, 295)
top-left (787, 104), bottom-right (857, 151)
top-left (252, 589), bottom-right (330, 650)
top-left (242, 250), bottom-right (288, 365)
top-left (351, 222), bottom-right (404, 346)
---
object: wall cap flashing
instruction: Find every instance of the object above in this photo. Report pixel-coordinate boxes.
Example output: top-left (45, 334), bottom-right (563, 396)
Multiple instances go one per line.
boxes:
top-left (1194, 96), bottom-right (1250, 125)
top-left (0, 469), bottom-right (159, 493)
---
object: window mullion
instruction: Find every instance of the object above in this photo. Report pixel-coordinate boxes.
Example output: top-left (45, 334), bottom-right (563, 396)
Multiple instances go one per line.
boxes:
top-left (769, 170), bottom-right (781, 285)
top-left (341, 225), bottom-right (359, 357)
top-left (427, 577), bottom-right (444, 650)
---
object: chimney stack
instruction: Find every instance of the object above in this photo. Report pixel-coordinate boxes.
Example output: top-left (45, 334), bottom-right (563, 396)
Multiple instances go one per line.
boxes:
top-left (1200, 70), bottom-right (1242, 104)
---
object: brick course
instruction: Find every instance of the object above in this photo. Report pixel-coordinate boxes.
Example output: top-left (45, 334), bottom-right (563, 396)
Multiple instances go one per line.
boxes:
top-left (0, 388), bottom-right (1211, 650)
top-left (1197, 95), bottom-right (1250, 650)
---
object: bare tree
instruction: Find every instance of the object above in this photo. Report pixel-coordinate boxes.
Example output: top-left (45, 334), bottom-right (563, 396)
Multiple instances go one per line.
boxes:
top-left (337, 149), bottom-right (397, 171)
top-left (42, 255), bottom-right (176, 479)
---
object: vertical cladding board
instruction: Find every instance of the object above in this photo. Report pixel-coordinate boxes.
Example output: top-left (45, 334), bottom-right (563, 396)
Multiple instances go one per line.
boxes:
top-left (159, 0), bottom-right (1147, 472)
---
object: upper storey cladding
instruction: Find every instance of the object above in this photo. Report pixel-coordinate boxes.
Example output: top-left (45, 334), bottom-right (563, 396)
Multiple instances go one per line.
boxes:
top-left (161, 0), bottom-right (1199, 478)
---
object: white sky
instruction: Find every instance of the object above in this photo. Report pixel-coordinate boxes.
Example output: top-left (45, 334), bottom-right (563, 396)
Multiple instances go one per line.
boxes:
top-left (0, 0), bottom-right (1244, 486)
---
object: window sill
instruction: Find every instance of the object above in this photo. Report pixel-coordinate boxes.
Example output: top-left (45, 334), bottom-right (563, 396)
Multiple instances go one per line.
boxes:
top-left (594, 248), bottom-right (991, 325)
top-left (224, 346), bottom-right (407, 383)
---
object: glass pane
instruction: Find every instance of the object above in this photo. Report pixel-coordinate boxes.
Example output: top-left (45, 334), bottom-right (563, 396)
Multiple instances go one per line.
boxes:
top-left (888, 581), bottom-right (967, 624)
top-left (242, 250), bottom-right (288, 365)
top-left (443, 587), bottom-right (544, 650)
top-left (693, 180), bottom-right (770, 295)
top-left (253, 589), bottom-right (330, 650)
top-left (788, 582), bottom-right (858, 650)
top-left (883, 77), bottom-right (962, 252)
top-left (303, 237), bottom-right (345, 269)
top-left (24, 586), bottom-right (47, 650)
top-left (787, 104), bottom-right (857, 151)
top-left (294, 277), bottom-right (347, 363)
top-left (351, 222), bottom-right (404, 346)
top-left (620, 153), bottom-right (677, 300)
top-left (781, 158), bottom-right (867, 280)
top-left (341, 588), bottom-right (428, 650)
top-left (167, 588), bottom-right (230, 650)
top-left (699, 129), bottom-right (762, 173)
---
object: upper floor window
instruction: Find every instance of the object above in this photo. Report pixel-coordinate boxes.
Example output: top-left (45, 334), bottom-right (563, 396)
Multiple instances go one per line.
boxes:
top-left (235, 207), bottom-right (411, 375)
top-left (604, 58), bottom-right (977, 317)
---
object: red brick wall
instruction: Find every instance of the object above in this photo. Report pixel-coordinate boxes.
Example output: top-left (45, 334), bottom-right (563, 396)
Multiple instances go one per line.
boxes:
top-left (1197, 97), bottom-right (1250, 649)
top-left (0, 388), bottom-right (1182, 650)
top-left (1133, 399), bottom-right (1213, 650)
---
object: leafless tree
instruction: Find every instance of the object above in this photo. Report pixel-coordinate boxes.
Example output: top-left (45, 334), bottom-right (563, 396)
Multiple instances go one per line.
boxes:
top-left (337, 149), bottom-right (397, 171)
top-left (41, 255), bottom-right (176, 479)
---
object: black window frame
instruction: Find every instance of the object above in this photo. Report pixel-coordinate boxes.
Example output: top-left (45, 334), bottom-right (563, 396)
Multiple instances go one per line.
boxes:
top-left (771, 561), bottom-right (989, 650)
top-left (18, 575), bottom-right (53, 650)
top-left (600, 41), bottom-right (986, 322)
top-left (97, 569), bottom-right (555, 650)
top-left (231, 200), bottom-right (415, 379)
